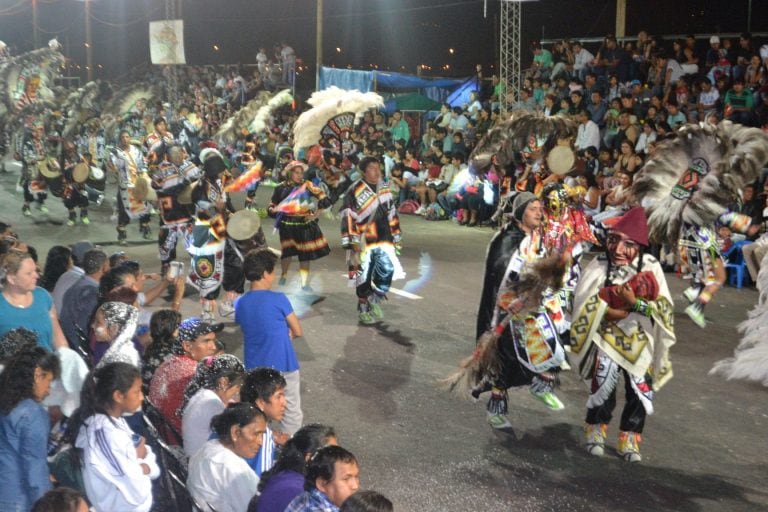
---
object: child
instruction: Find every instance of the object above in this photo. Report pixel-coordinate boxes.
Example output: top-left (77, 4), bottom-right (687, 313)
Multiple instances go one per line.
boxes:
top-left (72, 362), bottom-right (160, 512)
top-left (235, 249), bottom-right (303, 435)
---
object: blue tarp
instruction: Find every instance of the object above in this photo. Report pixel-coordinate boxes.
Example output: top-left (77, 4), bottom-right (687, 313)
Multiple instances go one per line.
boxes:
top-left (318, 67), bottom-right (464, 97)
top-left (445, 77), bottom-right (481, 109)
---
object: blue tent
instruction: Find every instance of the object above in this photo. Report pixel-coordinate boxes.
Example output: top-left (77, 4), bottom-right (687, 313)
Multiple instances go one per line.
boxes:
top-left (318, 66), bottom-right (464, 103)
top-left (445, 76), bottom-right (481, 109)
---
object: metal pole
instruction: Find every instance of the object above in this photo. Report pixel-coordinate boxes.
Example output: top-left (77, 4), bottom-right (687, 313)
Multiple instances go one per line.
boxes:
top-left (85, 0), bottom-right (93, 81)
top-left (316, 0), bottom-right (323, 92)
top-left (32, 0), bottom-right (39, 49)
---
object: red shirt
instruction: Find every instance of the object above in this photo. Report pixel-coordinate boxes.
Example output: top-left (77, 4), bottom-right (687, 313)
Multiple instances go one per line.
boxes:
top-left (427, 164), bottom-right (441, 179)
top-left (148, 354), bottom-right (197, 438)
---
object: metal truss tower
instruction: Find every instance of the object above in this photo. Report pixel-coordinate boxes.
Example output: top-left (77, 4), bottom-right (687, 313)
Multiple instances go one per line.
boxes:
top-left (165, 0), bottom-right (178, 107)
top-left (498, 0), bottom-right (521, 114)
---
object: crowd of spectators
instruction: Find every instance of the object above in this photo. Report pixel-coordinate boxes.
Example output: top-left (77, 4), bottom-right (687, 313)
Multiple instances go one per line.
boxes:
top-left (0, 226), bottom-right (393, 512)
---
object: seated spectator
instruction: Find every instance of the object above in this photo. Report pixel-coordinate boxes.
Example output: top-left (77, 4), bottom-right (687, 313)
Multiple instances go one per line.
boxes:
top-left (240, 368), bottom-right (290, 477)
top-left (0, 251), bottom-right (68, 351)
top-left (718, 225), bottom-right (734, 254)
top-left (148, 317), bottom-right (221, 435)
top-left (187, 403), bottom-right (267, 512)
top-left (284, 446), bottom-right (360, 512)
top-left (181, 354), bottom-right (245, 457)
top-left (92, 301), bottom-right (141, 369)
top-left (575, 173), bottom-right (602, 218)
top-left (340, 491), bottom-right (393, 512)
top-left (725, 79), bottom-right (755, 125)
top-left (575, 109), bottom-right (600, 152)
top-left (72, 362), bottom-right (160, 512)
top-left (695, 78), bottom-right (720, 121)
top-left (52, 240), bottom-right (94, 314)
top-left (236, 249), bottom-right (303, 435)
top-left (59, 249), bottom-right (109, 347)
top-left (614, 139), bottom-right (640, 176)
top-left (141, 309), bottom-right (182, 390)
top-left (388, 164), bottom-right (406, 205)
top-left (39, 246), bottom-right (73, 293)
top-left (0, 347), bottom-right (60, 511)
top-left (665, 101), bottom-right (686, 128)
top-left (31, 487), bottom-right (89, 512)
top-left (603, 170), bottom-right (634, 213)
top-left (255, 424), bottom-right (338, 512)
top-left (635, 119), bottom-right (657, 157)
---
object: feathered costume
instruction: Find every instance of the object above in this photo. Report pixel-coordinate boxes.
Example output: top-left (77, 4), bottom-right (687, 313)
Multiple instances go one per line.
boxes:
top-left (633, 121), bottom-right (768, 327)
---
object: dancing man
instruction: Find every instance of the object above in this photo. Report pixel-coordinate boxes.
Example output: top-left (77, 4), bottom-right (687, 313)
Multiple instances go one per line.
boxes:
top-left (110, 130), bottom-right (152, 244)
top-left (340, 156), bottom-right (404, 324)
top-left (20, 122), bottom-right (48, 216)
top-left (570, 207), bottom-right (675, 462)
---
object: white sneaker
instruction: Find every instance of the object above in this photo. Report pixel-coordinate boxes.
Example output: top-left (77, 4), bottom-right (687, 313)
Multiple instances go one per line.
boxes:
top-left (414, 206), bottom-right (426, 215)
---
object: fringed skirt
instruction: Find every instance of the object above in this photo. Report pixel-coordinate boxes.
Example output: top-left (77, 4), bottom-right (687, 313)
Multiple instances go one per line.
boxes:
top-left (278, 216), bottom-right (331, 261)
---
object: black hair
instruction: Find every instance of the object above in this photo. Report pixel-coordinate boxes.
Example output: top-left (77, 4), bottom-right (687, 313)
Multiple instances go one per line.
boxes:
top-left (118, 260), bottom-right (142, 278)
top-left (452, 152), bottom-right (466, 164)
top-left (82, 249), bottom-right (108, 275)
top-left (305, 445), bottom-right (358, 491)
top-left (258, 423), bottom-right (337, 492)
top-left (0, 328), bottom-right (38, 363)
top-left (243, 248), bottom-right (278, 282)
top-left (240, 367), bottom-right (287, 404)
top-left (582, 171), bottom-right (598, 189)
top-left (210, 402), bottom-right (266, 443)
top-left (153, 116), bottom-right (167, 127)
top-left (358, 156), bottom-right (380, 174)
top-left (146, 309), bottom-right (182, 359)
top-left (340, 491), bottom-right (394, 512)
top-left (40, 245), bottom-right (72, 292)
top-left (0, 346), bottom-right (61, 414)
top-left (31, 487), bottom-right (86, 512)
top-left (99, 266), bottom-right (135, 300)
top-left (65, 362), bottom-right (140, 444)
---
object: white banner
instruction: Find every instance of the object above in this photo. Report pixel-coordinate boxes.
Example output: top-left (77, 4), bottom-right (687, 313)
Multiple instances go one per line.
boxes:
top-left (149, 20), bottom-right (186, 65)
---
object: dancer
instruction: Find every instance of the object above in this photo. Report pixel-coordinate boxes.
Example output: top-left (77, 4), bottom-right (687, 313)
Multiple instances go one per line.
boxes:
top-left (340, 157), bottom-right (405, 324)
top-left (570, 207), bottom-right (675, 462)
top-left (187, 148), bottom-right (235, 320)
top-left (633, 121), bottom-right (768, 328)
top-left (20, 122), bottom-right (49, 216)
top-left (110, 130), bottom-right (152, 244)
top-left (59, 140), bottom-right (91, 226)
top-left (269, 160), bottom-right (331, 291)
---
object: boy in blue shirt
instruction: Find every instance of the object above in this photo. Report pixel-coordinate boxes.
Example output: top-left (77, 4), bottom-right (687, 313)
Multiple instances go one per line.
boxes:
top-left (236, 249), bottom-right (304, 435)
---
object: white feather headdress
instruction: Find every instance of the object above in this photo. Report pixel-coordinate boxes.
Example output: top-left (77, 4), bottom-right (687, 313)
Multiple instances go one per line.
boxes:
top-left (248, 89), bottom-right (293, 135)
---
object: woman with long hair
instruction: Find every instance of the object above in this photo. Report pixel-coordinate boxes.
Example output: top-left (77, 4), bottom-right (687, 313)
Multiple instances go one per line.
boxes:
top-left (0, 347), bottom-right (61, 511)
top-left (187, 403), bottom-right (266, 512)
top-left (180, 354), bottom-right (245, 457)
top-left (71, 362), bottom-right (160, 512)
top-left (255, 424), bottom-right (337, 512)
top-left (39, 246), bottom-right (73, 292)
top-left (141, 309), bottom-right (181, 389)
top-left (0, 251), bottom-right (68, 351)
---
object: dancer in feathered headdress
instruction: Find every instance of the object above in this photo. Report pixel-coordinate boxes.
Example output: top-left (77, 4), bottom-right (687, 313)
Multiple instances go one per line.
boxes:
top-left (633, 121), bottom-right (768, 327)
top-left (293, 86), bottom-right (384, 206)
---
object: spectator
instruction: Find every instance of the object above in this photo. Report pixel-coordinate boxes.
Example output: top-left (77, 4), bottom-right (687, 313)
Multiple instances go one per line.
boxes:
top-left (93, 301), bottom-right (140, 369)
top-left (181, 354), bottom-right (245, 457)
top-left (31, 487), bottom-right (88, 512)
top-left (236, 249), bottom-right (303, 435)
top-left (72, 362), bottom-right (160, 512)
top-left (52, 240), bottom-right (94, 314)
top-left (0, 347), bottom-right (60, 511)
top-left (695, 77), bottom-right (720, 121)
top-left (388, 111), bottom-right (410, 145)
top-left (449, 107), bottom-right (469, 133)
top-left (587, 90), bottom-right (607, 129)
top-left (635, 120), bottom-right (657, 157)
top-left (141, 309), bottom-right (182, 390)
top-left (665, 101), bottom-right (686, 128)
top-left (725, 79), bottom-right (755, 125)
top-left (0, 251), bottom-right (68, 351)
top-left (148, 317), bottom-right (221, 435)
top-left (576, 172), bottom-right (602, 218)
top-left (529, 42), bottom-right (553, 79)
top-left (512, 88), bottom-right (537, 112)
top-left (284, 446), bottom-right (360, 512)
top-left (340, 491), bottom-right (393, 512)
top-left (575, 109), bottom-right (600, 152)
top-left (571, 41), bottom-right (594, 81)
top-left (614, 139), bottom-right (641, 176)
top-left (188, 403), bottom-right (266, 512)
top-left (59, 249), bottom-right (108, 347)
top-left (39, 246), bottom-right (73, 293)
top-left (255, 424), bottom-right (338, 512)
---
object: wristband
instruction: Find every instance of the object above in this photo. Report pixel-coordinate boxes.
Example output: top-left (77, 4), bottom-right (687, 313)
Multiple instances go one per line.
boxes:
top-left (632, 298), bottom-right (652, 317)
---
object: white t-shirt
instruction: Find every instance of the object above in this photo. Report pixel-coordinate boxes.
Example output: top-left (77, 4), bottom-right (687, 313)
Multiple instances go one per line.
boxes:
top-left (182, 389), bottom-right (225, 457)
top-left (187, 440), bottom-right (260, 512)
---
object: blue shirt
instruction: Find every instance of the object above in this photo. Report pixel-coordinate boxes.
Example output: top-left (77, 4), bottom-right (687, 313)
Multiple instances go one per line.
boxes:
top-left (0, 399), bottom-right (52, 511)
top-left (235, 290), bottom-right (299, 372)
top-left (284, 489), bottom-right (339, 512)
top-left (257, 470), bottom-right (305, 512)
top-left (0, 287), bottom-right (54, 351)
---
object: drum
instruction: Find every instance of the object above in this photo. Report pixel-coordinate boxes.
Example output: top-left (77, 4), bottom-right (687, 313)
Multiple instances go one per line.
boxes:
top-left (227, 209), bottom-right (262, 241)
top-left (89, 166), bottom-right (104, 181)
top-left (546, 146), bottom-right (576, 176)
top-left (72, 163), bottom-right (90, 183)
top-left (38, 157), bottom-right (61, 179)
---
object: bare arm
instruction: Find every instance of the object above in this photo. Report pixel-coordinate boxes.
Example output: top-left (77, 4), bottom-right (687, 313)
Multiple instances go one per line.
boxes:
top-left (286, 312), bottom-right (303, 338)
top-left (49, 307), bottom-right (68, 350)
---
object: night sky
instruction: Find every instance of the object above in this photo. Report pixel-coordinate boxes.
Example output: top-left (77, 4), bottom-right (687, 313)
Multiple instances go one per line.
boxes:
top-left (0, 0), bottom-right (764, 82)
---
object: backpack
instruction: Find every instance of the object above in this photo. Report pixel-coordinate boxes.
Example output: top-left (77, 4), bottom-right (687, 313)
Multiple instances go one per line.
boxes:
top-left (397, 199), bottom-right (420, 214)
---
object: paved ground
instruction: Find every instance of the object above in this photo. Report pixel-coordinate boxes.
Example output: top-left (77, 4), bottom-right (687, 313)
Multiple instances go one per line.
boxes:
top-left (2, 160), bottom-right (767, 512)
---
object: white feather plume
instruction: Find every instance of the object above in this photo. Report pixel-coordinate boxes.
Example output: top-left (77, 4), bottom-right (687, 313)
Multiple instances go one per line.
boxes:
top-left (248, 89), bottom-right (293, 134)
top-left (292, 87), bottom-right (383, 150)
